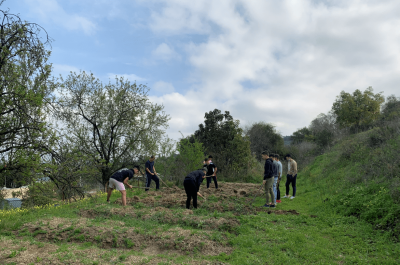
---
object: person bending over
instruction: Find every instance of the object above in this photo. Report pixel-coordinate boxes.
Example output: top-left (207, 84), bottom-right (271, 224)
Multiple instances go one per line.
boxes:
top-left (107, 166), bottom-right (140, 206)
top-left (183, 168), bottom-right (207, 209)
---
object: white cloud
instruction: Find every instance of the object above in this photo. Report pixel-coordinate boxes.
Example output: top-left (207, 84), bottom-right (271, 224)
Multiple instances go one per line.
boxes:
top-left (153, 81), bottom-right (175, 93)
top-left (52, 64), bottom-right (81, 78)
top-left (25, 0), bottom-right (96, 35)
top-left (143, 0), bottom-right (400, 137)
top-left (152, 43), bottom-right (180, 61)
top-left (107, 73), bottom-right (146, 82)
top-left (149, 91), bottom-right (212, 140)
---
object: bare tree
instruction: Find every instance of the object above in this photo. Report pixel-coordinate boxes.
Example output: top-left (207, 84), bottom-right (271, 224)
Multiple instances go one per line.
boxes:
top-left (55, 71), bottom-right (169, 187)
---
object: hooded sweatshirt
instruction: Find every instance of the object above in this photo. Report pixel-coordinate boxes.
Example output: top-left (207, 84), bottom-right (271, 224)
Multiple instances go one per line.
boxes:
top-left (264, 158), bottom-right (274, 180)
top-left (184, 170), bottom-right (205, 192)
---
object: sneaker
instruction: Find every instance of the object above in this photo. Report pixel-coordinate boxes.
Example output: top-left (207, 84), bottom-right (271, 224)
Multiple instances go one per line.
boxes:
top-left (263, 204), bottom-right (270, 208)
top-left (276, 200), bottom-right (282, 203)
top-left (290, 196), bottom-right (295, 199)
top-left (270, 204), bottom-right (276, 208)
top-left (283, 195), bottom-right (289, 198)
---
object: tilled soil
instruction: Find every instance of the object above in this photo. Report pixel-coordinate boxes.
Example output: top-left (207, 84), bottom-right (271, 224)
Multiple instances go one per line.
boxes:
top-left (17, 218), bottom-right (232, 257)
top-left (9, 182), bottom-right (301, 261)
top-left (113, 182), bottom-right (300, 216)
top-left (79, 207), bottom-right (240, 232)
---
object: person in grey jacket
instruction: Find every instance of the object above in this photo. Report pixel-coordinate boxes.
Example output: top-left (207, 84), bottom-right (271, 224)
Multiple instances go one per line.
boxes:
top-left (275, 154), bottom-right (283, 203)
top-left (272, 154), bottom-right (282, 204)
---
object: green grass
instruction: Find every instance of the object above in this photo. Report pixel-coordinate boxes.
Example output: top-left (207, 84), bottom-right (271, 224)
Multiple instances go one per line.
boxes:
top-left (1, 150), bottom-right (400, 264)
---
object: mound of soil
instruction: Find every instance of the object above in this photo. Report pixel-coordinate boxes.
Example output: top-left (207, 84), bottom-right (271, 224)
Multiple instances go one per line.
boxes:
top-left (115, 183), bottom-right (263, 209)
top-left (273, 210), bottom-right (300, 215)
top-left (80, 206), bottom-right (240, 232)
top-left (18, 218), bottom-right (232, 256)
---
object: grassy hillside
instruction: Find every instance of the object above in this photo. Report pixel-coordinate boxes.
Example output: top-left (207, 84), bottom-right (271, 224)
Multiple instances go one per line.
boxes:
top-left (1, 128), bottom-right (400, 264)
top-left (301, 126), bottom-right (400, 238)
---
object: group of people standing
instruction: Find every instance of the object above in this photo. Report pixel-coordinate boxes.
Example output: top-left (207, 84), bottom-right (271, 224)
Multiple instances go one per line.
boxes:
top-left (262, 151), bottom-right (297, 208)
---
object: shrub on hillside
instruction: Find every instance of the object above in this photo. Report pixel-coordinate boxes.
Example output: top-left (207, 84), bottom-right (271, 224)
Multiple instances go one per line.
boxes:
top-left (22, 182), bottom-right (57, 208)
top-left (330, 184), bottom-right (400, 239)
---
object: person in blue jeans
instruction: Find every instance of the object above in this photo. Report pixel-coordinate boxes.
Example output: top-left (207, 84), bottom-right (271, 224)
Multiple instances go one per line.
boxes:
top-left (275, 154), bottom-right (283, 203)
top-left (271, 154), bottom-right (280, 205)
top-left (145, 156), bottom-right (160, 191)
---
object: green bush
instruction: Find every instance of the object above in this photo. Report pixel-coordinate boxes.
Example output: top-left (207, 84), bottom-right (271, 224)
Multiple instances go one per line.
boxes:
top-left (22, 195), bottom-right (53, 208)
top-left (330, 184), bottom-right (400, 238)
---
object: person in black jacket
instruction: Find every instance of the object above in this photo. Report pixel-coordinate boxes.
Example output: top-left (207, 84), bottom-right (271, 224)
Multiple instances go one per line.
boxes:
top-left (261, 151), bottom-right (275, 208)
top-left (107, 166), bottom-right (140, 206)
top-left (183, 167), bottom-right (207, 209)
top-left (205, 157), bottom-right (218, 189)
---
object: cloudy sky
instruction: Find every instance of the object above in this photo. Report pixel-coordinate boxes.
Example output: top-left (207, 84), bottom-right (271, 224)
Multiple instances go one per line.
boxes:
top-left (6, 0), bottom-right (400, 139)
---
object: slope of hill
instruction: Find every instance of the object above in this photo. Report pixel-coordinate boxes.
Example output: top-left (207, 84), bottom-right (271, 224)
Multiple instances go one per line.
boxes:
top-left (1, 126), bottom-right (400, 264)
top-left (301, 125), bottom-right (400, 238)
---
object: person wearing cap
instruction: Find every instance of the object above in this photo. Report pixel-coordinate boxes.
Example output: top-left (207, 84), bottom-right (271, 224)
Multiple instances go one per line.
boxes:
top-left (107, 166), bottom-right (140, 206)
top-left (261, 151), bottom-right (275, 208)
top-left (183, 167), bottom-right (207, 209)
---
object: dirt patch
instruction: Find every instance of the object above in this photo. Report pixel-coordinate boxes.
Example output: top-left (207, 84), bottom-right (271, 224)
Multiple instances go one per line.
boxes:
top-left (272, 210), bottom-right (300, 215)
top-left (160, 227), bottom-right (232, 256)
top-left (16, 220), bottom-right (232, 256)
top-left (0, 237), bottom-right (151, 265)
top-left (126, 206), bottom-right (240, 232)
top-left (0, 237), bottom-right (58, 264)
top-left (116, 183), bottom-right (263, 209)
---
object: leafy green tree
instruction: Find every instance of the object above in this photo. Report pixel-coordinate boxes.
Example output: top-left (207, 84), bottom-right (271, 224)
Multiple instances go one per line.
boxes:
top-left (244, 122), bottom-right (284, 160)
top-left (55, 71), bottom-right (169, 187)
top-left (222, 133), bottom-right (253, 175)
top-left (291, 127), bottom-right (313, 145)
top-left (176, 136), bottom-right (204, 172)
top-left (0, 6), bottom-right (55, 185)
top-left (153, 137), bottom-right (177, 182)
top-left (381, 95), bottom-right (400, 121)
top-left (42, 138), bottom-right (100, 201)
top-left (332, 87), bottom-right (384, 133)
top-left (309, 112), bottom-right (337, 149)
top-left (194, 109), bottom-right (251, 174)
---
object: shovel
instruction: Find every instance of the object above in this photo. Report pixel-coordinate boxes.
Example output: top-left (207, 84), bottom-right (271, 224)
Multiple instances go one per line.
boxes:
top-left (155, 173), bottom-right (170, 188)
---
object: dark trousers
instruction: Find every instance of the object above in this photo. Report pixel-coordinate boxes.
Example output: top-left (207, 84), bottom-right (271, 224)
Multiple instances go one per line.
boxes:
top-left (277, 181), bottom-right (281, 200)
top-left (145, 174), bottom-right (160, 191)
top-left (206, 176), bottom-right (218, 188)
top-left (183, 179), bottom-right (198, 209)
top-left (285, 174), bottom-right (297, 197)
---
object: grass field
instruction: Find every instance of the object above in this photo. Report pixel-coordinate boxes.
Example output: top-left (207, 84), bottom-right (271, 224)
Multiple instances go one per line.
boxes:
top-left (1, 175), bottom-right (399, 264)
